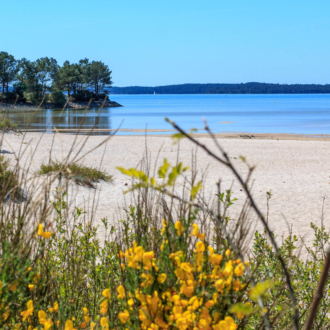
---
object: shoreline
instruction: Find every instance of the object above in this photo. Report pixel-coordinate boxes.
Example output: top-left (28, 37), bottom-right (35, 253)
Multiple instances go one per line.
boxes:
top-left (0, 100), bottom-right (122, 112)
top-left (17, 129), bottom-right (330, 141)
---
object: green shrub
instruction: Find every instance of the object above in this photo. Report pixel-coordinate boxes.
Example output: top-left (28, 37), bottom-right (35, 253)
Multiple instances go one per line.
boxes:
top-left (51, 90), bottom-right (67, 107)
top-left (73, 90), bottom-right (94, 102)
top-left (23, 92), bottom-right (38, 105)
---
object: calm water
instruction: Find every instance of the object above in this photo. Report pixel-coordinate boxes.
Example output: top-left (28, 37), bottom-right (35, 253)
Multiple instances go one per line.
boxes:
top-left (8, 94), bottom-right (330, 135)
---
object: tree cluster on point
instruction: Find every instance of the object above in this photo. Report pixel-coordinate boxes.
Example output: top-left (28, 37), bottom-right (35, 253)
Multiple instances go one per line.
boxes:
top-left (0, 51), bottom-right (113, 106)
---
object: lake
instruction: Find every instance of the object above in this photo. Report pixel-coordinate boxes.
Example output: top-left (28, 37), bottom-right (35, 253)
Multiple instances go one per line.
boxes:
top-left (8, 94), bottom-right (330, 135)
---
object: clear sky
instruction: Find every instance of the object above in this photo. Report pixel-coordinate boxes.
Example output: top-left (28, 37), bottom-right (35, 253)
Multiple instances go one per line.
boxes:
top-left (1, 0), bottom-right (329, 86)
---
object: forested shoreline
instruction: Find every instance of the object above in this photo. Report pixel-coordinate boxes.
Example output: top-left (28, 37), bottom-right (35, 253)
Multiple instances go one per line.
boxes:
top-left (111, 82), bottom-right (330, 94)
top-left (0, 51), bottom-right (113, 107)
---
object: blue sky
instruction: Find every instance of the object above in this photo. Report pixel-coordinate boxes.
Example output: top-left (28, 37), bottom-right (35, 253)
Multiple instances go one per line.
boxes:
top-left (1, 0), bottom-right (329, 86)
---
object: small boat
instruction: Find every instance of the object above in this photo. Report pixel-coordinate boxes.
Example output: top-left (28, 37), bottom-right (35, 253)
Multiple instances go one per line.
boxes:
top-left (154, 91), bottom-right (156, 95)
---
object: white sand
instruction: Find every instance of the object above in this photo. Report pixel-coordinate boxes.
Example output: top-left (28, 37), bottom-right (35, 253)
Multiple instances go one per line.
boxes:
top-left (2, 132), bottom-right (330, 246)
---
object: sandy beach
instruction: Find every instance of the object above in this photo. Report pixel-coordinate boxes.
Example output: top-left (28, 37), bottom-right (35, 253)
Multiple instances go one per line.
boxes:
top-left (2, 131), bottom-right (330, 246)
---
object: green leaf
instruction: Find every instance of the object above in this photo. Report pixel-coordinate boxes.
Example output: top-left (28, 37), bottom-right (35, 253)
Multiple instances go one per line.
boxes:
top-left (158, 158), bottom-right (170, 178)
top-left (230, 302), bottom-right (254, 316)
top-left (249, 281), bottom-right (273, 302)
top-left (116, 167), bottom-right (134, 177)
top-left (191, 181), bottom-right (203, 199)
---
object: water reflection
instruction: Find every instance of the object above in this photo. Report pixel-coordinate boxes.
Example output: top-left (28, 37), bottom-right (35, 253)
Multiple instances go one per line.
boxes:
top-left (9, 108), bottom-right (112, 135)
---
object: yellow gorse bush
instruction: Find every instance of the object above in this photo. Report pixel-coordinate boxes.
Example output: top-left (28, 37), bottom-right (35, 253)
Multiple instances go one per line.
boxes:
top-left (0, 173), bottom-right (269, 329)
top-left (97, 220), bottom-right (250, 330)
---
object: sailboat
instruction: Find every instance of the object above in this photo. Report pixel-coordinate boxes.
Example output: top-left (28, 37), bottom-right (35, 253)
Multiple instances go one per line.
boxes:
top-left (154, 91), bottom-right (156, 95)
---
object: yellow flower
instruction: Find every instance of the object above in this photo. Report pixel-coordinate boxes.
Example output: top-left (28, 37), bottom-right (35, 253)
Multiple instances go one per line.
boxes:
top-left (195, 241), bottom-right (205, 253)
top-left (37, 223), bottom-right (52, 239)
top-left (236, 311), bottom-right (244, 319)
top-left (180, 283), bottom-right (194, 297)
top-left (38, 310), bottom-right (47, 324)
top-left (48, 301), bottom-right (58, 313)
top-left (90, 322), bottom-right (96, 330)
top-left (181, 263), bottom-right (193, 273)
top-left (198, 233), bottom-right (205, 240)
top-left (233, 279), bottom-right (242, 291)
top-left (118, 310), bottom-right (130, 324)
top-left (204, 300), bottom-right (215, 308)
top-left (102, 289), bottom-right (111, 299)
top-left (223, 261), bottom-right (233, 277)
top-left (83, 308), bottom-right (88, 315)
top-left (234, 263), bottom-right (245, 277)
top-left (100, 289), bottom-right (111, 314)
top-left (128, 298), bottom-right (134, 307)
top-left (191, 224), bottom-right (199, 236)
top-left (65, 320), bottom-right (77, 330)
top-left (161, 219), bottom-right (167, 235)
top-left (100, 317), bottom-right (109, 330)
top-left (28, 284), bottom-right (34, 291)
top-left (189, 296), bottom-right (199, 311)
top-left (215, 279), bottom-right (225, 293)
top-left (175, 221), bottom-right (184, 237)
top-left (117, 285), bottom-right (126, 299)
top-left (225, 249), bottom-right (231, 258)
top-left (143, 251), bottom-right (154, 260)
top-left (157, 273), bottom-right (167, 284)
top-left (210, 254), bottom-right (223, 265)
top-left (175, 268), bottom-right (185, 280)
top-left (44, 319), bottom-right (53, 330)
top-left (21, 300), bottom-right (34, 321)
top-left (214, 316), bottom-right (237, 330)
top-left (191, 224), bottom-right (205, 240)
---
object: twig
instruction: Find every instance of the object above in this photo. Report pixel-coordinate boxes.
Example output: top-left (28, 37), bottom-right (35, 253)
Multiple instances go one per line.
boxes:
top-left (305, 248), bottom-right (330, 330)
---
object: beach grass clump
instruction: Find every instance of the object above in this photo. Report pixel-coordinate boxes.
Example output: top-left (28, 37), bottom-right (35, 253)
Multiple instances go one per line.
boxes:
top-left (0, 116), bottom-right (19, 133)
top-left (0, 155), bottom-right (20, 199)
top-left (38, 161), bottom-right (112, 187)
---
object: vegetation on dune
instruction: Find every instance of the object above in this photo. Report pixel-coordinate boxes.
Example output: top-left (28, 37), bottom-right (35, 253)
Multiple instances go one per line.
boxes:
top-left (0, 51), bottom-right (113, 106)
top-left (38, 161), bottom-right (113, 187)
top-left (0, 120), bottom-right (330, 329)
top-left (0, 116), bottom-right (19, 133)
top-left (0, 155), bottom-right (18, 194)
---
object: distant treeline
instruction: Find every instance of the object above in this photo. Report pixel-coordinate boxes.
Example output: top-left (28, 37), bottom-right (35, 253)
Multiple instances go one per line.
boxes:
top-left (111, 83), bottom-right (330, 94)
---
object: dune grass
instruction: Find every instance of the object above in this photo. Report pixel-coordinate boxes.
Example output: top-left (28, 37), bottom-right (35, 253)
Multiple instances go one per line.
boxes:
top-left (0, 116), bottom-right (19, 133)
top-left (0, 155), bottom-right (20, 199)
top-left (38, 161), bottom-right (112, 187)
